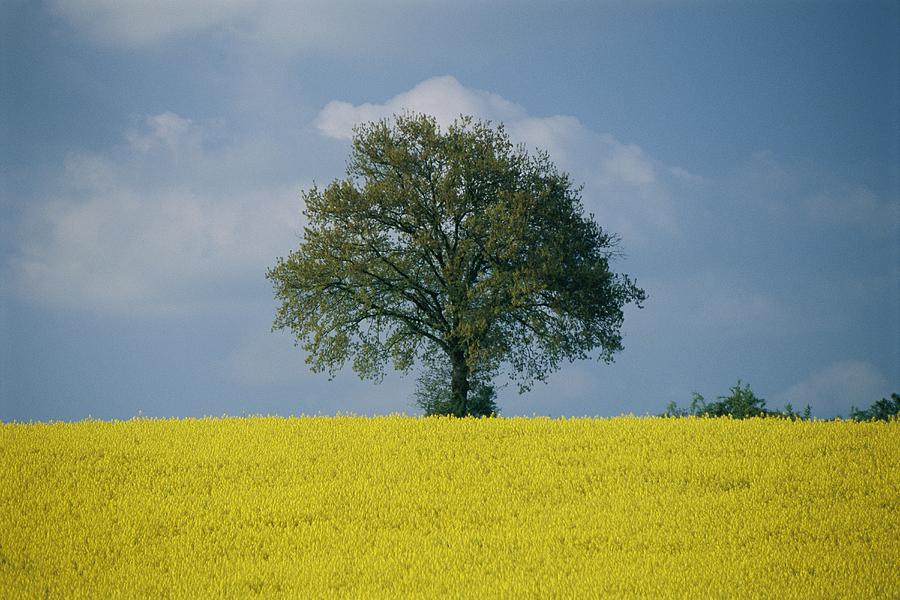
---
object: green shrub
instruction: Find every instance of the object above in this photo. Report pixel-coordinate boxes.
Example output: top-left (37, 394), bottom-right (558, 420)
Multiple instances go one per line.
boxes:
top-left (663, 381), bottom-right (810, 420)
top-left (850, 393), bottom-right (900, 422)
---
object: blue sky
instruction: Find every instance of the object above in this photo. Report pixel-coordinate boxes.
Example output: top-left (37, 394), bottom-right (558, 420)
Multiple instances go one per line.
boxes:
top-left (2, 1), bottom-right (898, 421)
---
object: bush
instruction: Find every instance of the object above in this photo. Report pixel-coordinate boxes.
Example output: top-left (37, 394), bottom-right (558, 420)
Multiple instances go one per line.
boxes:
top-left (850, 393), bottom-right (900, 422)
top-left (663, 381), bottom-right (810, 420)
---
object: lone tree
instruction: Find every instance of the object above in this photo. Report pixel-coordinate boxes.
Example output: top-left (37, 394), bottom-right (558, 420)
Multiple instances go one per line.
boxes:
top-left (268, 113), bottom-right (646, 416)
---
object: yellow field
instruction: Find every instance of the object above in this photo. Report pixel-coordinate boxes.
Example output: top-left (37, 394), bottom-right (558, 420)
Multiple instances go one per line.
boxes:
top-left (1, 415), bottom-right (897, 598)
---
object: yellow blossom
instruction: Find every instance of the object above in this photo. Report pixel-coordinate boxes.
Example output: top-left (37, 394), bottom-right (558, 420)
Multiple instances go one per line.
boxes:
top-left (0, 415), bottom-right (896, 598)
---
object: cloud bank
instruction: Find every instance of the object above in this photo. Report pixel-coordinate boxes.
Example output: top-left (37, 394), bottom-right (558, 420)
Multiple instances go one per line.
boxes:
top-left (10, 113), bottom-right (305, 314)
top-left (6, 76), bottom-right (697, 317)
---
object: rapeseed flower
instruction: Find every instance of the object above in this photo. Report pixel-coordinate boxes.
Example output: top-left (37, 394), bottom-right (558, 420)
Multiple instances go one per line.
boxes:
top-left (0, 415), bottom-right (896, 598)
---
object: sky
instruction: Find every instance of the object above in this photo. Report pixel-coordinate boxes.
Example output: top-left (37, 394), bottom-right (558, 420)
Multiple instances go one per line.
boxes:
top-left (1, 0), bottom-right (898, 421)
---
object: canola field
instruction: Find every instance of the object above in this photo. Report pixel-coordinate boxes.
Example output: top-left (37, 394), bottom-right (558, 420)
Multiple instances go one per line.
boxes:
top-left (1, 415), bottom-right (897, 598)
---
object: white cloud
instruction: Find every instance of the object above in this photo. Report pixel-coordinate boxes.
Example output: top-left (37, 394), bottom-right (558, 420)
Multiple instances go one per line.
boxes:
top-left (126, 112), bottom-right (196, 152)
top-left (584, 139), bottom-right (681, 240)
top-left (600, 143), bottom-right (655, 187)
top-left (504, 115), bottom-right (585, 165)
top-left (315, 76), bottom-right (695, 245)
top-left (10, 113), bottom-right (305, 315)
top-left (316, 75), bottom-right (527, 140)
top-left (773, 361), bottom-right (890, 419)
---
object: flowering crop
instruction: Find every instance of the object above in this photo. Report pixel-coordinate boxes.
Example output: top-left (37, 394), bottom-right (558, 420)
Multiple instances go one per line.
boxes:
top-left (1, 415), bottom-right (897, 598)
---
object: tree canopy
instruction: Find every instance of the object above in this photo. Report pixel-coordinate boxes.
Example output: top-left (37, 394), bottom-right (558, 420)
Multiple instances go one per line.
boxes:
top-left (267, 113), bottom-right (646, 416)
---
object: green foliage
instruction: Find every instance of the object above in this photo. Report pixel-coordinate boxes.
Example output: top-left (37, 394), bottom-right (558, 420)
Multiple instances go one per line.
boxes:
top-left (665, 385), bottom-right (899, 422)
top-left (662, 381), bottom-right (811, 420)
top-left (850, 393), bottom-right (900, 421)
top-left (268, 112), bottom-right (646, 416)
top-left (780, 403), bottom-right (813, 421)
top-left (662, 400), bottom-right (690, 418)
top-left (694, 382), bottom-right (770, 419)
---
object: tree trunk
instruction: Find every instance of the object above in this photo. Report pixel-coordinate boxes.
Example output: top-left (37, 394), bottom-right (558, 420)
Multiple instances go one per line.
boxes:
top-left (449, 348), bottom-right (470, 417)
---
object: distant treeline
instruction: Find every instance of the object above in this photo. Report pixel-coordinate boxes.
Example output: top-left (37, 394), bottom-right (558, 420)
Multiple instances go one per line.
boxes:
top-left (662, 381), bottom-right (899, 422)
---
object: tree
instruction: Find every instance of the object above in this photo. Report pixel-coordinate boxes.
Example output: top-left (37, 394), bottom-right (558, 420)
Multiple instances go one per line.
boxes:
top-left (267, 113), bottom-right (646, 416)
top-left (413, 354), bottom-right (499, 417)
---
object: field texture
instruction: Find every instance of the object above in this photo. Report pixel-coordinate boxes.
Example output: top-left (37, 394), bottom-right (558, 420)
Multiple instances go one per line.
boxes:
top-left (1, 415), bottom-right (897, 598)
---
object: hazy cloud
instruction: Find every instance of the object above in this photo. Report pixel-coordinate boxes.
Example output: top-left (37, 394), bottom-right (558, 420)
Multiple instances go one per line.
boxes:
top-left (773, 361), bottom-right (890, 419)
top-left (803, 185), bottom-right (899, 240)
top-left (695, 285), bottom-right (788, 332)
top-left (224, 331), bottom-right (310, 387)
top-left (223, 329), bottom-right (419, 414)
top-left (47, 0), bottom-right (248, 46)
top-left (722, 150), bottom-right (899, 241)
top-left (636, 271), bottom-right (792, 340)
top-left (47, 0), bottom-right (475, 54)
